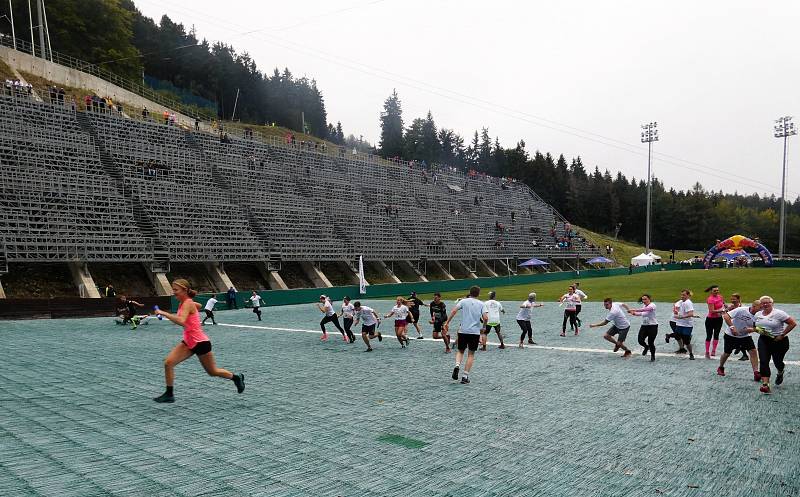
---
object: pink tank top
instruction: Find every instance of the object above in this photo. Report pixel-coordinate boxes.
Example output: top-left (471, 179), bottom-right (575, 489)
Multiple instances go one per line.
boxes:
top-left (707, 294), bottom-right (724, 318)
top-left (180, 301), bottom-right (210, 348)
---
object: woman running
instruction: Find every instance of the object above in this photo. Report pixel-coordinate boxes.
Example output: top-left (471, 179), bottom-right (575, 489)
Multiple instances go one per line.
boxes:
top-left (341, 296), bottom-right (356, 343)
top-left (704, 285), bottom-right (725, 358)
top-left (673, 289), bottom-right (696, 360)
top-left (559, 285), bottom-right (581, 337)
top-left (318, 295), bottom-right (347, 342)
top-left (517, 292), bottom-right (544, 347)
top-left (725, 293), bottom-right (750, 361)
top-left (385, 296), bottom-right (412, 347)
top-left (754, 296), bottom-right (796, 394)
top-left (627, 294), bottom-right (658, 361)
top-left (248, 291), bottom-right (263, 321)
top-left (153, 279), bottom-right (244, 403)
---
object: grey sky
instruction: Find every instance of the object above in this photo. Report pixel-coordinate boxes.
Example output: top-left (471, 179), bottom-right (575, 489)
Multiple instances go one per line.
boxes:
top-left (135, 0), bottom-right (799, 199)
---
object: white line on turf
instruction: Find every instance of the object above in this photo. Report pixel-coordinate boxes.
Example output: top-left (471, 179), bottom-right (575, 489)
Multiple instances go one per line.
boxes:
top-left (217, 323), bottom-right (800, 365)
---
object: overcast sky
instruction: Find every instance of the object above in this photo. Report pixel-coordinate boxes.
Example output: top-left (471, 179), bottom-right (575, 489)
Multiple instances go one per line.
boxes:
top-left (135, 0), bottom-right (799, 199)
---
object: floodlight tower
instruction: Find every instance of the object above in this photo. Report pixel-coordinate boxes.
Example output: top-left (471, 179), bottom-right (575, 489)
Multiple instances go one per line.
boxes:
top-left (774, 116), bottom-right (797, 258)
top-left (641, 122), bottom-right (659, 254)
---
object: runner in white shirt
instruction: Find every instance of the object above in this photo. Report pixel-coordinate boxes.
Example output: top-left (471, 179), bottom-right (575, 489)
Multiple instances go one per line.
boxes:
top-left (248, 291), bottom-right (263, 321)
top-left (384, 296), bottom-right (413, 348)
top-left (202, 295), bottom-right (219, 325)
top-left (664, 299), bottom-right (687, 354)
top-left (753, 296), bottom-right (797, 394)
top-left (573, 282), bottom-right (588, 327)
top-left (481, 291), bottom-right (506, 350)
top-left (558, 286), bottom-right (581, 336)
top-left (517, 292), bottom-right (544, 347)
top-left (444, 285), bottom-right (486, 384)
top-left (589, 298), bottom-right (632, 357)
top-left (317, 295), bottom-right (347, 342)
top-left (353, 301), bottom-right (382, 352)
top-left (340, 296), bottom-right (356, 343)
top-left (626, 294), bottom-right (658, 361)
top-left (672, 289), bottom-right (696, 360)
top-left (718, 299), bottom-right (761, 380)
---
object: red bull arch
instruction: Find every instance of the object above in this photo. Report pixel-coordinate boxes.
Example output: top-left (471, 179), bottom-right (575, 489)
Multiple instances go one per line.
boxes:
top-left (702, 235), bottom-right (773, 268)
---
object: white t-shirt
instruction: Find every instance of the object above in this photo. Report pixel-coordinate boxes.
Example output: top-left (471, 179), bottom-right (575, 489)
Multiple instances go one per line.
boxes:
top-left (605, 304), bottom-right (631, 329)
top-left (455, 297), bottom-right (485, 334)
top-left (391, 304), bottom-right (409, 321)
top-left (726, 306), bottom-right (756, 337)
top-left (483, 299), bottom-right (504, 325)
top-left (204, 297), bottom-right (218, 311)
top-left (674, 299), bottom-right (694, 327)
top-left (668, 300), bottom-right (680, 323)
top-left (634, 303), bottom-right (657, 326)
top-left (516, 300), bottom-right (534, 321)
top-left (341, 303), bottom-right (354, 319)
top-left (575, 289), bottom-right (588, 301)
top-left (322, 300), bottom-right (335, 317)
top-left (561, 293), bottom-right (579, 311)
top-left (356, 306), bottom-right (377, 326)
top-left (755, 309), bottom-right (791, 338)
top-left (250, 295), bottom-right (262, 307)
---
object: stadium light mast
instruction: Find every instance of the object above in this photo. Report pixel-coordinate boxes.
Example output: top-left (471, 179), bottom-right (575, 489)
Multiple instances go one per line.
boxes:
top-left (641, 121), bottom-right (659, 254)
top-left (774, 116), bottom-right (797, 259)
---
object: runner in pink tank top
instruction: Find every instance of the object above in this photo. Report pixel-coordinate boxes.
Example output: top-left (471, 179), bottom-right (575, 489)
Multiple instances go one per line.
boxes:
top-left (153, 278), bottom-right (245, 403)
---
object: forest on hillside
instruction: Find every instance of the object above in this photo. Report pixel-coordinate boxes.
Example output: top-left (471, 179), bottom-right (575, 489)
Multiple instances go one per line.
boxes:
top-left (0, 0), bottom-right (796, 252)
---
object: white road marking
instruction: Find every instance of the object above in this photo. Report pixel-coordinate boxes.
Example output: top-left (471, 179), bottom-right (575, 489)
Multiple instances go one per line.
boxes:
top-left (217, 323), bottom-right (800, 365)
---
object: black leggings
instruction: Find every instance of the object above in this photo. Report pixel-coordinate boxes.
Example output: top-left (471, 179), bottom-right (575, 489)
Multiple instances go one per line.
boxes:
top-left (705, 316), bottom-right (723, 341)
top-left (321, 314), bottom-right (345, 335)
top-left (757, 335), bottom-right (790, 378)
top-left (638, 325), bottom-right (658, 358)
top-left (252, 306), bottom-right (262, 320)
top-left (518, 319), bottom-right (533, 341)
top-left (343, 317), bottom-right (355, 340)
top-left (562, 310), bottom-right (577, 332)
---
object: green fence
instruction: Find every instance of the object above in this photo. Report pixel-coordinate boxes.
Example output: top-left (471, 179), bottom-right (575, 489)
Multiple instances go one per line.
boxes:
top-left (177, 263), bottom-right (690, 311)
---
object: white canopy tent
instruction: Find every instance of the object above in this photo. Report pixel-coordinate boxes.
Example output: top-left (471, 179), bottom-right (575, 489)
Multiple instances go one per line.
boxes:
top-left (631, 253), bottom-right (655, 266)
top-left (646, 251), bottom-right (662, 261)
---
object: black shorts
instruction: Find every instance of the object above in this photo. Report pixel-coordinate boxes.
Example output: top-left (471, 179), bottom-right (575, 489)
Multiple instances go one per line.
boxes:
top-left (362, 324), bottom-right (377, 336)
top-left (606, 326), bottom-right (630, 342)
top-left (457, 333), bottom-right (480, 352)
top-left (723, 334), bottom-right (755, 354)
top-left (183, 340), bottom-right (212, 356)
top-left (409, 311), bottom-right (419, 324)
top-left (204, 309), bottom-right (214, 317)
top-left (483, 324), bottom-right (501, 333)
top-left (432, 320), bottom-right (444, 333)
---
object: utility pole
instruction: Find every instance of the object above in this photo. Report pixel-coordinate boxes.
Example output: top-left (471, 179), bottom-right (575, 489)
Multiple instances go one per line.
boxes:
top-left (27, 0), bottom-right (34, 56)
top-left (774, 116), bottom-right (796, 258)
top-left (35, 0), bottom-right (44, 59)
top-left (641, 122), bottom-right (659, 254)
top-left (8, 0), bottom-right (16, 50)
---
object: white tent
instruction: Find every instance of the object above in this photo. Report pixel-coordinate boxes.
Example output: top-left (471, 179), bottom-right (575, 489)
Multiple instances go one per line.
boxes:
top-left (631, 253), bottom-right (655, 266)
top-left (646, 251), bottom-right (662, 260)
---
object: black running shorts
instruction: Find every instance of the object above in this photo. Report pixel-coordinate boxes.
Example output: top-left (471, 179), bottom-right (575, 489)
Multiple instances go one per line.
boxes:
top-left (362, 324), bottom-right (377, 335)
top-left (183, 340), bottom-right (212, 356)
top-left (723, 334), bottom-right (755, 354)
top-left (457, 332), bottom-right (480, 352)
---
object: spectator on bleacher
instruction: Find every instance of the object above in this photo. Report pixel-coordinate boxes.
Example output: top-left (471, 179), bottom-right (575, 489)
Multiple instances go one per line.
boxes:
top-left (163, 110), bottom-right (170, 125)
top-left (142, 107), bottom-right (149, 119)
top-left (58, 88), bottom-right (65, 103)
top-left (221, 133), bottom-right (231, 144)
top-left (169, 112), bottom-right (176, 125)
top-left (83, 94), bottom-right (91, 111)
top-left (104, 284), bottom-right (116, 298)
top-left (291, 134), bottom-right (296, 146)
top-left (532, 240), bottom-right (539, 247)
top-left (195, 118), bottom-right (200, 131)
top-left (48, 86), bottom-right (57, 103)
top-left (474, 196), bottom-right (479, 206)
top-left (116, 103), bottom-right (123, 114)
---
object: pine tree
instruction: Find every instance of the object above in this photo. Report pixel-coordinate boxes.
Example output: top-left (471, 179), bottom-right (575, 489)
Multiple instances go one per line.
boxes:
top-left (379, 89), bottom-right (404, 158)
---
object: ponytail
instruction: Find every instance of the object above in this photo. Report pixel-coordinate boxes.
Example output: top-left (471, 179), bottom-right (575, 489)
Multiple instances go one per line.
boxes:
top-left (173, 278), bottom-right (197, 298)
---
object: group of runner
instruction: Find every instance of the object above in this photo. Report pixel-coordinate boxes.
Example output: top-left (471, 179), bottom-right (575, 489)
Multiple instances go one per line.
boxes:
top-left (146, 278), bottom-right (795, 402)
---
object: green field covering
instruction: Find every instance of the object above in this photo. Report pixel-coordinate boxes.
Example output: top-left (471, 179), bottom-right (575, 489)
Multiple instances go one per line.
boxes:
top-left (2, 300), bottom-right (799, 496)
top-left (420, 267), bottom-right (800, 303)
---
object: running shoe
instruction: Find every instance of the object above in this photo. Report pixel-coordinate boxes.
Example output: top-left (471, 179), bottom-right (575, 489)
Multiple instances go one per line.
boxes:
top-left (153, 392), bottom-right (175, 403)
top-left (689, 354), bottom-right (695, 360)
top-left (753, 371), bottom-right (761, 382)
top-left (417, 335), bottom-right (424, 339)
top-left (232, 373), bottom-right (245, 393)
top-left (365, 348), bottom-right (373, 352)
top-left (452, 366), bottom-right (460, 380)
top-left (560, 332), bottom-right (566, 337)
top-left (665, 335), bottom-right (670, 343)
top-left (717, 367), bottom-right (725, 376)
top-left (460, 376), bottom-right (470, 384)
top-left (321, 333), bottom-right (329, 341)
top-left (776, 370), bottom-right (784, 385)
top-left (527, 339), bottom-right (535, 344)
top-left (759, 384), bottom-right (771, 394)
top-left (641, 347), bottom-right (648, 356)
top-left (705, 353), bottom-right (711, 359)
top-left (622, 350), bottom-right (632, 358)
top-left (342, 334), bottom-right (349, 342)
top-left (518, 343), bottom-right (524, 349)
top-left (675, 348), bottom-right (687, 354)
top-left (498, 344), bottom-right (506, 349)
top-left (377, 333), bottom-right (383, 342)
top-left (574, 329), bottom-right (580, 336)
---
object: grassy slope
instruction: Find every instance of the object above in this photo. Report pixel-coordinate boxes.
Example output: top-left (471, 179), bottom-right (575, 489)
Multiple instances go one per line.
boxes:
top-left (418, 267), bottom-right (800, 303)
top-left (576, 226), bottom-right (702, 266)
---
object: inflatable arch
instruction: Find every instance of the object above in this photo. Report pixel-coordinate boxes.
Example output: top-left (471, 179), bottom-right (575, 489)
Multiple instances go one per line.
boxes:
top-left (703, 235), bottom-right (773, 268)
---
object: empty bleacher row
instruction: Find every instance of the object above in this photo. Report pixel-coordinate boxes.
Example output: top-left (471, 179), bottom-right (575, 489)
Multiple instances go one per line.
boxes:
top-left (0, 92), bottom-right (601, 265)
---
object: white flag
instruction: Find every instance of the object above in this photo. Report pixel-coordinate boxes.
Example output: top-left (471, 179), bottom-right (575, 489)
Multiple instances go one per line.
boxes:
top-left (358, 255), bottom-right (367, 295)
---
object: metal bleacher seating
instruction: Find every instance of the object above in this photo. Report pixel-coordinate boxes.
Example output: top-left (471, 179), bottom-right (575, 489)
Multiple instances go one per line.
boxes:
top-left (0, 88), bottom-right (601, 267)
